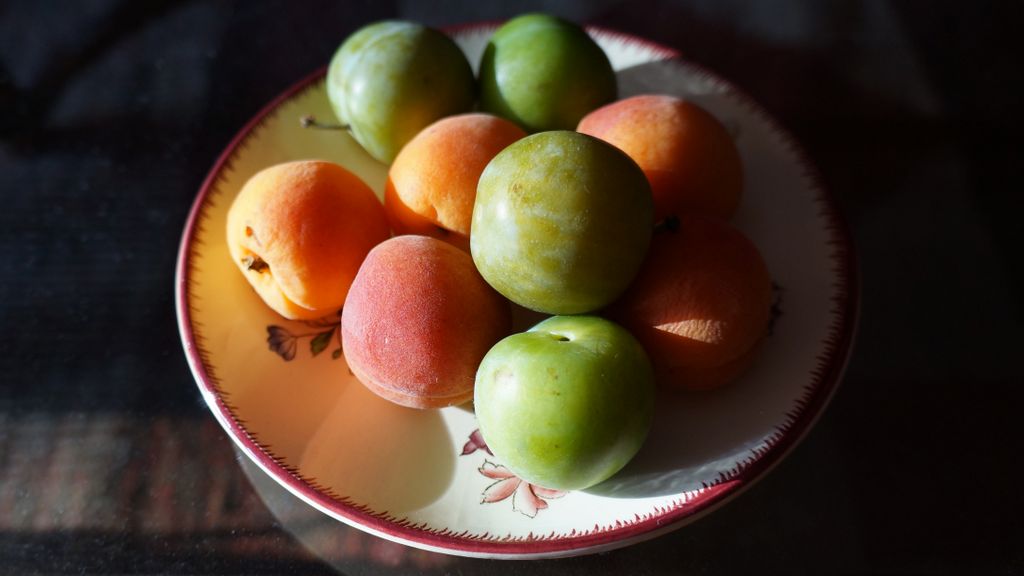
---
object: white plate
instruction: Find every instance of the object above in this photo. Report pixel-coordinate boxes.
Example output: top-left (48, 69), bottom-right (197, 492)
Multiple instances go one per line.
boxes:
top-left (175, 24), bottom-right (858, 559)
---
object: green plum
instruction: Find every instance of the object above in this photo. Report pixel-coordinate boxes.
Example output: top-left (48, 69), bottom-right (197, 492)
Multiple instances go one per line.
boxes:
top-left (479, 14), bottom-right (617, 132)
top-left (470, 130), bottom-right (653, 315)
top-left (474, 315), bottom-right (655, 491)
top-left (326, 21), bottom-right (475, 164)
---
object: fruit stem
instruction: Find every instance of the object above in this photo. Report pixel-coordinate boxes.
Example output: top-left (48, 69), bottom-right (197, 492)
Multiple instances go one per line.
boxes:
top-left (242, 255), bottom-right (269, 273)
top-left (300, 115), bottom-right (350, 131)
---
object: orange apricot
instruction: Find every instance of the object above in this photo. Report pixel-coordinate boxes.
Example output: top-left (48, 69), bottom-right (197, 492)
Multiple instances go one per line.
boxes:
top-left (226, 160), bottom-right (391, 320)
top-left (605, 214), bottom-right (771, 390)
top-left (577, 94), bottom-right (742, 221)
top-left (384, 113), bottom-right (527, 251)
top-left (341, 235), bottom-right (512, 409)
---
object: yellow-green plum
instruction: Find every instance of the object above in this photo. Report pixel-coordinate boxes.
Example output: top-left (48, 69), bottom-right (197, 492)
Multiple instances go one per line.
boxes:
top-left (474, 315), bottom-right (655, 491)
top-left (326, 21), bottom-right (475, 164)
top-left (479, 14), bottom-right (617, 132)
top-left (470, 130), bottom-right (653, 315)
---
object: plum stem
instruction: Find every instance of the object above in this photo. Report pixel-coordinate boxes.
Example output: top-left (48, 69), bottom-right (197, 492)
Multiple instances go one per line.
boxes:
top-left (300, 115), bottom-right (349, 131)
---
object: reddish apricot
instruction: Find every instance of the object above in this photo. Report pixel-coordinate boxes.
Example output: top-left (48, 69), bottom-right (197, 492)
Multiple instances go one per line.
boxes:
top-left (605, 214), bottom-right (771, 390)
top-left (385, 113), bottom-right (527, 251)
top-left (577, 94), bottom-right (742, 221)
top-left (341, 235), bottom-right (512, 408)
top-left (226, 160), bottom-right (391, 320)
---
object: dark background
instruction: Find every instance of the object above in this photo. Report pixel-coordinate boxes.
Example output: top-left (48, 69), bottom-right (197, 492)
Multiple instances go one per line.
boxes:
top-left (1, 0), bottom-right (1021, 574)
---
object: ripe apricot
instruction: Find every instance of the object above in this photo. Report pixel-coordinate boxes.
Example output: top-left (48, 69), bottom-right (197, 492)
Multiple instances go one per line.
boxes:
top-left (226, 160), bottom-right (391, 320)
top-left (384, 113), bottom-right (526, 251)
top-left (577, 94), bottom-right (743, 221)
top-left (341, 235), bottom-right (512, 409)
top-left (605, 214), bottom-right (771, 390)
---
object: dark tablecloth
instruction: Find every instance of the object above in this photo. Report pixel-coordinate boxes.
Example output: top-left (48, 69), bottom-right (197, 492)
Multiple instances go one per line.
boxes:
top-left (1, 1), bottom-right (1020, 574)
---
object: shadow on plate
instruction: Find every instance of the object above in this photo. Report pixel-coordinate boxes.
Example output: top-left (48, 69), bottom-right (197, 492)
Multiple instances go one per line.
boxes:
top-left (585, 367), bottom-right (770, 498)
top-left (297, 378), bottom-right (457, 513)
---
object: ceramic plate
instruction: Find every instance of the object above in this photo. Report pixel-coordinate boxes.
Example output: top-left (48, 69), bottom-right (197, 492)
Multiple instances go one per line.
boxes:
top-left (175, 24), bottom-right (858, 559)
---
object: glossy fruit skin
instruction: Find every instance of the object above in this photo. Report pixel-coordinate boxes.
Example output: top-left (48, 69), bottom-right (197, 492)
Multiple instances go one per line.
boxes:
top-left (479, 14), bottom-right (617, 132)
top-left (474, 315), bottom-right (655, 491)
top-left (471, 131), bottom-right (653, 315)
top-left (327, 21), bottom-right (475, 164)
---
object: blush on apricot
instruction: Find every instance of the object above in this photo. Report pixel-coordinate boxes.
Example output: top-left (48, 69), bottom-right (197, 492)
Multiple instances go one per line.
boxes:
top-left (605, 214), bottom-right (771, 391)
top-left (577, 94), bottom-right (743, 222)
top-left (226, 160), bottom-right (391, 320)
top-left (384, 113), bottom-right (526, 252)
top-left (341, 235), bottom-right (512, 409)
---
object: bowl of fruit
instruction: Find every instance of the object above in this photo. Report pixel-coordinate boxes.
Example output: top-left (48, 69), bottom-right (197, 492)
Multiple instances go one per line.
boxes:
top-left (175, 15), bottom-right (858, 559)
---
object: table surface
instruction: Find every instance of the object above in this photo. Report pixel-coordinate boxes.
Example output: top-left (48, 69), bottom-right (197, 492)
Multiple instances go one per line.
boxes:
top-left (1, 1), bottom-right (1021, 574)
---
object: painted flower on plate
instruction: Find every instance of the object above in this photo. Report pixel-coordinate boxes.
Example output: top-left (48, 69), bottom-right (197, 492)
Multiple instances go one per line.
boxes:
top-left (479, 461), bottom-right (566, 518)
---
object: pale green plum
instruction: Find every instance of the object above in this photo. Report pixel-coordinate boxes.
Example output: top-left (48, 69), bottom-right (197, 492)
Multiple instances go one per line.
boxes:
top-left (474, 315), bottom-right (655, 491)
top-left (326, 21), bottom-right (475, 164)
top-left (470, 130), bottom-right (653, 315)
top-left (479, 14), bottom-right (617, 132)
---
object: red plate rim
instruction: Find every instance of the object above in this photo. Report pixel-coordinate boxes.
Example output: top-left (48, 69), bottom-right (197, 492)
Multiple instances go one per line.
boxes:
top-left (174, 22), bottom-right (860, 558)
